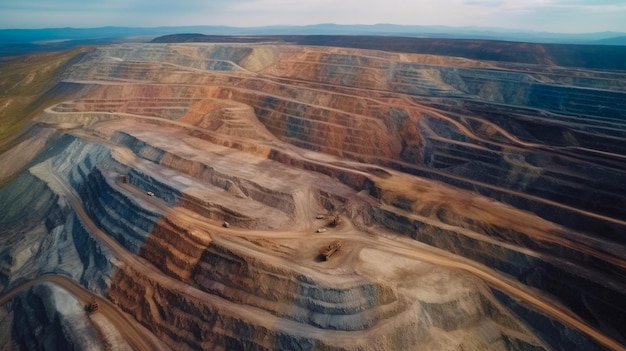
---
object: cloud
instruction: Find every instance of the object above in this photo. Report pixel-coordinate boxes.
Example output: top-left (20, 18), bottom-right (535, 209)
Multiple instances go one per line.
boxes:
top-left (463, 0), bottom-right (626, 12)
top-left (1, 0), bottom-right (625, 32)
top-left (0, 0), bottom-right (256, 28)
top-left (464, 0), bottom-right (507, 6)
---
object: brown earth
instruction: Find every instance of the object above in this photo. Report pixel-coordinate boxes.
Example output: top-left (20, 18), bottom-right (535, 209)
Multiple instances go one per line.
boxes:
top-left (0, 41), bottom-right (625, 351)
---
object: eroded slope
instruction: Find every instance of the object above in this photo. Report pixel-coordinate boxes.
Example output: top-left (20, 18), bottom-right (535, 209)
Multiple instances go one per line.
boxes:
top-left (0, 42), bottom-right (625, 351)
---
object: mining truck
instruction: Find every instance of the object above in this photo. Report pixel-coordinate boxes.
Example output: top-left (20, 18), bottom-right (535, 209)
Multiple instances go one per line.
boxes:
top-left (321, 241), bottom-right (342, 261)
top-left (328, 213), bottom-right (341, 227)
top-left (86, 299), bottom-right (99, 314)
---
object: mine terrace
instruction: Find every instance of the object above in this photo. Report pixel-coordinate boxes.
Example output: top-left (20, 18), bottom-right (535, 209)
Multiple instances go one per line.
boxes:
top-left (0, 35), bottom-right (625, 351)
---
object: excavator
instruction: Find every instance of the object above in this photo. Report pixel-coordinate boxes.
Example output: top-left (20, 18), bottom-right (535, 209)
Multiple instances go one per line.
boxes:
top-left (320, 240), bottom-right (342, 261)
top-left (86, 298), bottom-right (99, 314)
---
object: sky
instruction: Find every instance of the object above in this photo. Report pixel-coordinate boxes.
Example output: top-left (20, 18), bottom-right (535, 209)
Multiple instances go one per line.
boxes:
top-left (1, 0), bottom-right (625, 33)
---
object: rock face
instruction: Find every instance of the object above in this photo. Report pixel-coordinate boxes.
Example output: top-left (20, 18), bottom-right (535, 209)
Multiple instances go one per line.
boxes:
top-left (0, 40), bottom-right (625, 351)
top-left (9, 283), bottom-right (105, 351)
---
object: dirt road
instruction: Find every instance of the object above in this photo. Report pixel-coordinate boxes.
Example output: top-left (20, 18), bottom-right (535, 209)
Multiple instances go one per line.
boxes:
top-left (113, 162), bottom-right (626, 350)
top-left (0, 274), bottom-right (167, 351)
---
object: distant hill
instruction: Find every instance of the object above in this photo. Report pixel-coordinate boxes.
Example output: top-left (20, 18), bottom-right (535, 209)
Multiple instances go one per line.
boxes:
top-left (0, 37), bottom-right (125, 57)
top-left (593, 36), bottom-right (626, 46)
top-left (150, 34), bottom-right (283, 44)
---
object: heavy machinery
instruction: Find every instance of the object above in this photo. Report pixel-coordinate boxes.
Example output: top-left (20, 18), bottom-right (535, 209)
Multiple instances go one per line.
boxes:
top-left (328, 213), bottom-right (341, 227)
top-left (86, 299), bottom-right (99, 314)
top-left (320, 241), bottom-right (342, 260)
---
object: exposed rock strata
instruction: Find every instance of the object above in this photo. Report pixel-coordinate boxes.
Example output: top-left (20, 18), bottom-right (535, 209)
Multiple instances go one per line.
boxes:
top-left (10, 283), bottom-right (105, 351)
top-left (1, 42), bottom-right (624, 350)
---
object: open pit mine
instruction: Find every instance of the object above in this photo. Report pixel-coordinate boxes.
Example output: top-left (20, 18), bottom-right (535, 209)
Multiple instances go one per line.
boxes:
top-left (0, 37), bottom-right (625, 351)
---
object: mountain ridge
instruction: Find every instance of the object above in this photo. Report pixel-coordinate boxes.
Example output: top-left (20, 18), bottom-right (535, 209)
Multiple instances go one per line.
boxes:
top-left (2, 24), bottom-right (625, 45)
